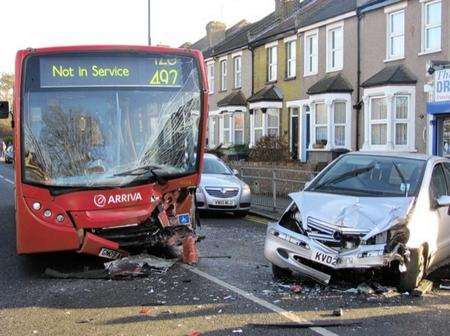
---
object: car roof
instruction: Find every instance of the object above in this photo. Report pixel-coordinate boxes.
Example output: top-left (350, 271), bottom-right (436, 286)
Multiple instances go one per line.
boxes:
top-left (345, 151), bottom-right (446, 162)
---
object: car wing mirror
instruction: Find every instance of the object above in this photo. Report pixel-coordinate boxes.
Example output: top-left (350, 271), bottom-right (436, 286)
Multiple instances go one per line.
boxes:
top-left (0, 101), bottom-right (9, 119)
top-left (436, 195), bottom-right (450, 207)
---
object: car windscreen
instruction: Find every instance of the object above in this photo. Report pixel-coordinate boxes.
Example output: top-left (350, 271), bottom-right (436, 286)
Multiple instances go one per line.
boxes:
top-left (21, 52), bottom-right (202, 188)
top-left (307, 155), bottom-right (426, 197)
top-left (203, 157), bottom-right (231, 175)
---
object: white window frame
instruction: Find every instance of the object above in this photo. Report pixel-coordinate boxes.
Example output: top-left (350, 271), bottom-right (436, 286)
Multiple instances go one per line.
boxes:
top-left (314, 102), bottom-right (328, 145)
top-left (207, 61), bottom-right (215, 94)
top-left (220, 59), bottom-right (227, 91)
top-left (386, 9), bottom-right (405, 61)
top-left (308, 93), bottom-right (352, 151)
top-left (333, 101), bottom-right (347, 147)
top-left (362, 85), bottom-right (416, 152)
top-left (222, 114), bottom-right (231, 146)
top-left (326, 22), bottom-right (344, 73)
top-left (266, 108), bottom-right (280, 137)
top-left (421, 0), bottom-right (442, 54)
top-left (304, 29), bottom-right (318, 76)
top-left (233, 112), bottom-right (245, 145)
top-left (286, 40), bottom-right (296, 79)
top-left (251, 109), bottom-right (265, 146)
top-left (233, 56), bottom-right (242, 89)
top-left (368, 96), bottom-right (389, 148)
top-left (394, 95), bottom-right (409, 146)
top-left (267, 46), bottom-right (278, 82)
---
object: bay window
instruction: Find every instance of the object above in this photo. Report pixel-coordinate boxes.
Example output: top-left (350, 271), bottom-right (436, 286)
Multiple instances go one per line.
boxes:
top-left (267, 46), bottom-right (278, 82)
top-left (234, 112), bottom-right (244, 145)
top-left (315, 103), bottom-right (328, 144)
top-left (422, 0), bottom-right (441, 53)
top-left (334, 102), bottom-right (346, 147)
top-left (223, 114), bottom-right (231, 145)
top-left (286, 40), bottom-right (296, 78)
top-left (394, 96), bottom-right (408, 146)
top-left (304, 30), bottom-right (318, 76)
top-left (253, 110), bottom-right (264, 144)
top-left (387, 10), bottom-right (405, 60)
top-left (369, 97), bottom-right (388, 146)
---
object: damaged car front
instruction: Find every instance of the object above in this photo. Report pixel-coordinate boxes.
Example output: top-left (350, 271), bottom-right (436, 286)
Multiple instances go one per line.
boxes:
top-left (264, 153), bottom-right (429, 290)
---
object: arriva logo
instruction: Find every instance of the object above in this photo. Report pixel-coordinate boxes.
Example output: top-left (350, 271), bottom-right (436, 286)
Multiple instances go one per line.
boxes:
top-left (93, 192), bottom-right (143, 208)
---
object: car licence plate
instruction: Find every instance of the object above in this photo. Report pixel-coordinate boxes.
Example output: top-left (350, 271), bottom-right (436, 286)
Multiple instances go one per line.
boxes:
top-left (213, 199), bottom-right (235, 206)
top-left (311, 249), bottom-right (338, 267)
top-left (99, 248), bottom-right (124, 260)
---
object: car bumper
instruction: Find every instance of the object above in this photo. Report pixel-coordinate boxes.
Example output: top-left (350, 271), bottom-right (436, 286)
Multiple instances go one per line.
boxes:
top-left (196, 188), bottom-right (251, 211)
top-left (264, 223), bottom-right (397, 285)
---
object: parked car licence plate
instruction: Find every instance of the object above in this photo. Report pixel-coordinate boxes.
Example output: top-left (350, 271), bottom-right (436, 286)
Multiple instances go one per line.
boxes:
top-left (311, 249), bottom-right (338, 267)
top-left (213, 199), bottom-right (235, 206)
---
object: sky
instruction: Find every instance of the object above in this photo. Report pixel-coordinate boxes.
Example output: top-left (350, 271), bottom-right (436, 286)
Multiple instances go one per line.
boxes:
top-left (0, 0), bottom-right (274, 74)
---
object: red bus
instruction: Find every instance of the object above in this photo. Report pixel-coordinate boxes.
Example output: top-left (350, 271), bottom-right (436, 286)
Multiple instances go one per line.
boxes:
top-left (0, 45), bottom-right (207, 259)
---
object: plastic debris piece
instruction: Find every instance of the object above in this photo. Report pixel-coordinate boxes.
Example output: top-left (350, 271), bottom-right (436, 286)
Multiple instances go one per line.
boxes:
top-left (104, 254), bottom-right (176, 278)
top-left (357, 283), bottom-right (374, 295)
top-left (290, 284), bottom-right (302, 293)
top-left (344, 288), bottom-right (359, 294)
top-left (187, 331), bottom-right (202, 336)
top-left (232, 329), bottom-right (243, 333)
top-left (411, 279), bottom-right (433, 297)
top-left (139, 307), bottom-right (155, 315)
top-left (183, 235), bottom-right (199, 264)
top-left (333, 308), bottom-right (344, 317)
top-left (439, 285), bottom-right (450, 290)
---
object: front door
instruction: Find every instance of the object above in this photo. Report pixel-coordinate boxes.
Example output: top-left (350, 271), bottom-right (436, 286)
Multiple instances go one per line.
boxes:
top-left (290, 109), bottom-right (299, 160)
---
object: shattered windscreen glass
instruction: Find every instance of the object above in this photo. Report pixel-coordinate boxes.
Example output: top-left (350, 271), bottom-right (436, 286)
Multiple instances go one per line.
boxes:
top-left (22, 52), bottom-right (202, 187)
top-left (308, 154), bottom-right (426, 197)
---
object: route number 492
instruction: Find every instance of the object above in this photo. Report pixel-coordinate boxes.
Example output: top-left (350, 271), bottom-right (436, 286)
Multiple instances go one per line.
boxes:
top-left (149, 69), bottom-right (179, 86)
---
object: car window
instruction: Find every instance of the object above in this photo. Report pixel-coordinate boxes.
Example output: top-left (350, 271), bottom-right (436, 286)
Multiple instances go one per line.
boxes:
top-left (203, 157), bottom-right (231, 175)
top-left (430, 164), bottom-right (447, 199)
top-left (443, 163), bottom-right (450, 195)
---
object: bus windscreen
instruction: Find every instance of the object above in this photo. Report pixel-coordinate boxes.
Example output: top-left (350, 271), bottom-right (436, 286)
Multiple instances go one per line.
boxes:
top-left (22, 52), bottom-right (202, 188)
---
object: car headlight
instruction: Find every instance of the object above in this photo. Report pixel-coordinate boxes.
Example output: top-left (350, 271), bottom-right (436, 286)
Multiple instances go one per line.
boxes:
top-left (242, 184), bottom-right (251, 193)
top-left (364, 231), bottom-right (388, 245)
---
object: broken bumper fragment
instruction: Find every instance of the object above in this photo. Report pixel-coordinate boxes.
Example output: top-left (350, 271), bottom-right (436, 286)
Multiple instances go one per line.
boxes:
top-left (264, 223), bottom-right (396, 285)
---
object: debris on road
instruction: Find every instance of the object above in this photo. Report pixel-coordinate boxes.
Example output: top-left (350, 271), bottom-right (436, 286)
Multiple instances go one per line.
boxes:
top-left (290, 284), bottom-right (302, 293)
top-left (105, 254), bottom-right (176, 278)
top-left (187, 330), bottom-right (203, 336)
top-left (357, 283), bottom-right (375, 295)
top-left (411, 280), bottom-right (433, 297)
top-left (183, 235), bottom-right (199, 264)
top-left (333, 308), bottom-right (344, 317)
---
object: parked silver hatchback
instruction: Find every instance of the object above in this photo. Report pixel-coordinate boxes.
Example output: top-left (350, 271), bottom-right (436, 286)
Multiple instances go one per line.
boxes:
top-left (265, 152), bottom-right (450, 291)
top-left (196, 154), bottom-right (251, 216)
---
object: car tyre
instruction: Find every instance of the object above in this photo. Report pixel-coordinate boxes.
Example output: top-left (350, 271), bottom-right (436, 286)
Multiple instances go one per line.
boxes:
top-left (272, 264), bottom-right (292, 280)
top-left (398, 246), bottom-right (426, 291)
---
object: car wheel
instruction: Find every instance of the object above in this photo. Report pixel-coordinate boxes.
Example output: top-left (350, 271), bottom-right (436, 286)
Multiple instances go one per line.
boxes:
top-left (398, 246), bottom-right (426, 291)
top-left (272, 264), bottom-right (292, 280)
top-left (234, 211), bottom-right (249, 218)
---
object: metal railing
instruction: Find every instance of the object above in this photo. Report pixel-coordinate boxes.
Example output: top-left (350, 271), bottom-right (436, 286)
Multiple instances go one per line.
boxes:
top-left (235, 166), bottom-right (316, 213)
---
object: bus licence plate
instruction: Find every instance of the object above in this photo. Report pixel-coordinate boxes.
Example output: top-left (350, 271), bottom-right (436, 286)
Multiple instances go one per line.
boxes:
top-left (99, 248), bottom-right (124, 260)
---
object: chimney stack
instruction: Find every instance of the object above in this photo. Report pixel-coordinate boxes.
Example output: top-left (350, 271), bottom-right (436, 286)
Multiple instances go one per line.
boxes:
top-left (275, 0), bottom-right (299, 19)
top-left (206, 21), bottom-right (226, 48)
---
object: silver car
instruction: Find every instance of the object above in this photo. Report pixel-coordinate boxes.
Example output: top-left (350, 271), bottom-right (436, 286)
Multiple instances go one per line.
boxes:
top-left (265, 152), bottom-right (450, 291)
top-left (196, 154), bottom-right (251, 216)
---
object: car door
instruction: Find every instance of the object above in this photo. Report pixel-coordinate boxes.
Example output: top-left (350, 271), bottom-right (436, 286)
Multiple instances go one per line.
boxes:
top-left (429, 163), bottom-right (450, 263)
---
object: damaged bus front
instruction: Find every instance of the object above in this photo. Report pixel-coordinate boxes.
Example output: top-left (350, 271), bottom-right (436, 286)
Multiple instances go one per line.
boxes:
top-left (8, 46), bottom-right (207, 259)
top-left (265, 153), bottom-right (450, 291)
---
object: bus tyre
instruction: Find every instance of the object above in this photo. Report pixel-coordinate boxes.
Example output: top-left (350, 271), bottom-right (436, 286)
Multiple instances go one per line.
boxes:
top-left (272, 264), bottom-right (292, 280)
top-left (398, 246), bottom-right (426, 292)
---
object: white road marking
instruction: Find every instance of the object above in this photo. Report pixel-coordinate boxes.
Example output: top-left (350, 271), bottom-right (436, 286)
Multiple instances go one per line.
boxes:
top-left (0, 174), bottom-right (14, 185)
top-left (183, 264), bottom-right (339, 336)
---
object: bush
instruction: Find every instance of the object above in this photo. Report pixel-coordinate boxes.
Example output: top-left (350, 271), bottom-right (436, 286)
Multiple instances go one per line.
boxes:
top-left (249, 135), bottom-right (290, 162)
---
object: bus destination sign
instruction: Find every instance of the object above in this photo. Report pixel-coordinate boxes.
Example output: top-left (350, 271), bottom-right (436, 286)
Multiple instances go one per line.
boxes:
top-left (39, 56), bottom-right (184, 88)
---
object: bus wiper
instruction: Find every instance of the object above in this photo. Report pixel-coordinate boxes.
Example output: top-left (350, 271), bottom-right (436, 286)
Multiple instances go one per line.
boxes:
top-left (313, 164), bottom-right (375, 191)
top-left (393, 161), bottom-right (408, 197)
top-left (114, 165), bottom-right (167, 185)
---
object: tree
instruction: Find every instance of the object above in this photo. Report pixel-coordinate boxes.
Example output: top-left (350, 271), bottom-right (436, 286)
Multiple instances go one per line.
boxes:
top-left (0, 73), bottom-right (14, 139)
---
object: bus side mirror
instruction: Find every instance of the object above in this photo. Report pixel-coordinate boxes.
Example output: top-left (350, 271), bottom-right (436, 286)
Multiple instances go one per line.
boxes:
top-left (0, 101), bottom-right (9, 119)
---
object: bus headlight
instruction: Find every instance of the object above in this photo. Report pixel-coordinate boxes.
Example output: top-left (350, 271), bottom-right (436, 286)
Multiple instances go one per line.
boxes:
top-left (43, 209), bottom-right (52, 218)
top-left (56, 214), bottom-right (65, 223)
top-left (32, 202), bottom-right (41, 211)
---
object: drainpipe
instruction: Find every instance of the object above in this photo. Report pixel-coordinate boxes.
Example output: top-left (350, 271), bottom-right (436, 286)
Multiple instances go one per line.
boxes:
top-left (355, 8), bottom-right (362, 151)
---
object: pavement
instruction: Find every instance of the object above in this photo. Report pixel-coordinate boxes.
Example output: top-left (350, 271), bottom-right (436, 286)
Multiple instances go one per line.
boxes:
top-left (0, 162), bottom-right (450, 336)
